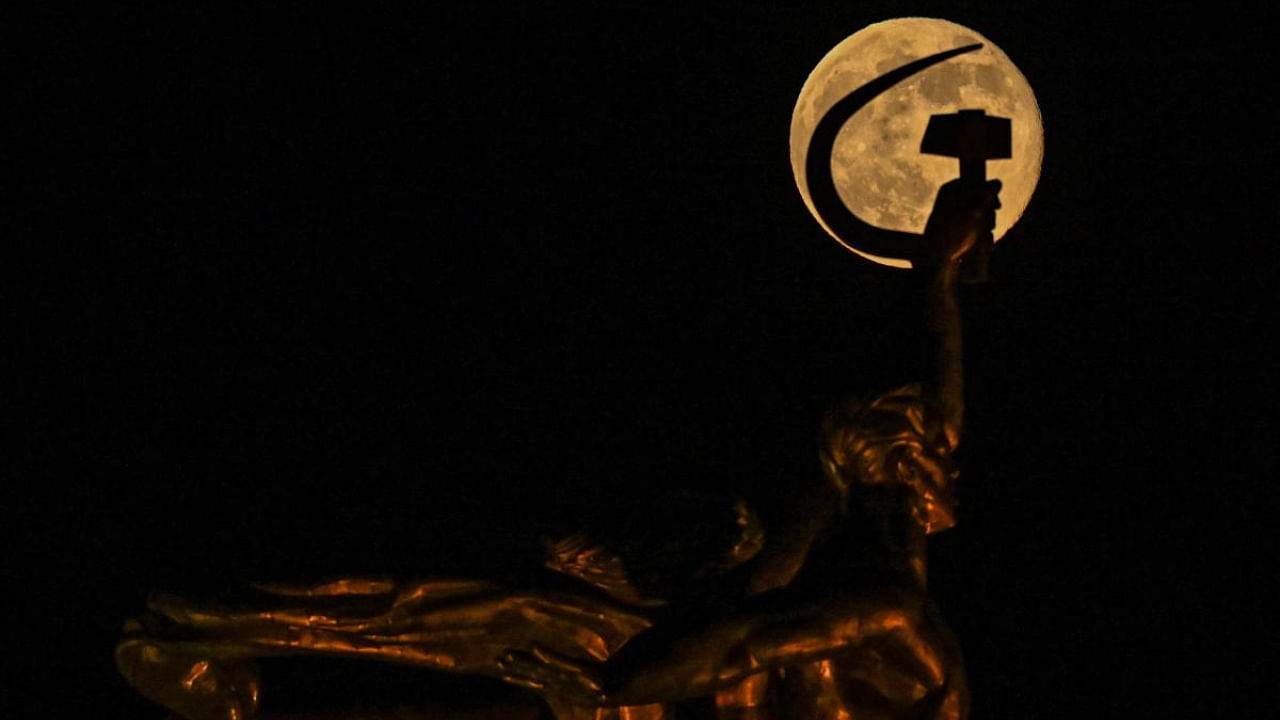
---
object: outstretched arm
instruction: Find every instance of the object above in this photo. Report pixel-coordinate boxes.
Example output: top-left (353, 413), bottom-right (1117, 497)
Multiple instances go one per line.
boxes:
top-left (500, 585), bottom-right (946, 707)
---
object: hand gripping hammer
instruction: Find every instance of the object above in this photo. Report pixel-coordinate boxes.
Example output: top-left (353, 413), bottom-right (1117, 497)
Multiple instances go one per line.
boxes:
top-left (921, 109), bottom-right (1011, 283)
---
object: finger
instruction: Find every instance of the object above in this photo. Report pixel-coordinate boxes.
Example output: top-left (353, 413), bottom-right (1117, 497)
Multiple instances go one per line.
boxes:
top-left (499, 651), bottom-right (606, 703)
top-left (499, 667), bottom-right (547, 692)
top-left (502, 675), bottom-right (545, 692)
top-left (531, 646), bottom-right (604, 693)
top-left (501, 649), bottom-right (587, 686)
top-left (532, 645), bottom-right (583, 670)
top-left (498, 652), bottom-right (550, 687)
top-left (499, 650), bottom-right (537, 670)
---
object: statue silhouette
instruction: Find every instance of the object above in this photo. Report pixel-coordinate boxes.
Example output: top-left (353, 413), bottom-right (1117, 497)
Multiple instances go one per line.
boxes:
top-left (117, 49), bottom-right (1005, 720)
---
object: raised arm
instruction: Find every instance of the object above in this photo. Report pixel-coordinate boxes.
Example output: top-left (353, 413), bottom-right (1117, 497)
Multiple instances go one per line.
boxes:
top-left (804, 43), bottom-right (982, 265)
top-left (803, 42), bottom-right (996, 450)
top-left (920, 178), bottom-right (1001, 453)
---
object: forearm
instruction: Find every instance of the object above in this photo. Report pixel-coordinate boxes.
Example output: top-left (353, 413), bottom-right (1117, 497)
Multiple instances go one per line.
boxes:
top-left (925, 259), bottom-right (963, 451)
top-left (602, 588), bottom-right (924, 706)
top-left (917, 177), bottom-right (999, 452)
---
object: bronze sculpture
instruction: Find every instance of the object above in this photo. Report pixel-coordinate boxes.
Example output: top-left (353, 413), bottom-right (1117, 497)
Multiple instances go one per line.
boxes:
top-left (117, 46), bottom-right (1007, 720)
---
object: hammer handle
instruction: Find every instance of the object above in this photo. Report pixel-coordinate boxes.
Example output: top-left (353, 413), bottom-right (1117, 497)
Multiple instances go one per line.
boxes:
top-left (960, 157), bottom-right (987, 183)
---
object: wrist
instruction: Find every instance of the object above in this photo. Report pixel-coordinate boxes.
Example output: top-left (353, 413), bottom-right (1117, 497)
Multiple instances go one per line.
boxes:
top-left (919, 257), bottom-right (961, 286)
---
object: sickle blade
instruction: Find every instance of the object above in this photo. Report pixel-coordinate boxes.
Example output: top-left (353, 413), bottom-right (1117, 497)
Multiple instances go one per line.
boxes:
top-left (805, 43), bottom-right (982, 264)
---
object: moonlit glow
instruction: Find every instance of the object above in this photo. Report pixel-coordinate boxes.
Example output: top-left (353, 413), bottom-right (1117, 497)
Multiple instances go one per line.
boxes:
top-left (791, 17), bottom-right (1043, 266)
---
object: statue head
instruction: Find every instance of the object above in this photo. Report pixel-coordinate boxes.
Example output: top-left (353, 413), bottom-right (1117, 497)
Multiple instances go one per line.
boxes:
top-left (820, 384), bottom-right (958, 534)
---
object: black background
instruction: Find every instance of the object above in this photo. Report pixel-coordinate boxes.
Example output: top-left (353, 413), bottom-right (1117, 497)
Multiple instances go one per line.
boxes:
top-left (12, 2), bottom-right (1278, 717)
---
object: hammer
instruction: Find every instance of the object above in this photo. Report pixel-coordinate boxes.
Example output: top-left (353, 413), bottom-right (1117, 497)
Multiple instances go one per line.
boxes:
top-left (921, 109), bottom-right (1011, 282)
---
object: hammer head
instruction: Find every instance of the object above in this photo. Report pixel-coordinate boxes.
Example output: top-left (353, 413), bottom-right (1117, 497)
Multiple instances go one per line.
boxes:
top-left (921, 109), bottom-right (1010, 284)
top-left (921, 109), bottom-right (1011, 182)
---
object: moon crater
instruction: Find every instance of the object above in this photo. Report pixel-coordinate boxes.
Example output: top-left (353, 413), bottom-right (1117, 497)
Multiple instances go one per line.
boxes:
top-left (790, 18), bottom-right (1043, 266)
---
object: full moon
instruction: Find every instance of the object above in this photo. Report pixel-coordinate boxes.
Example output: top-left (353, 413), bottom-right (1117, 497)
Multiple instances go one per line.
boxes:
top-left (791, 17), bottom-right (1043, 267)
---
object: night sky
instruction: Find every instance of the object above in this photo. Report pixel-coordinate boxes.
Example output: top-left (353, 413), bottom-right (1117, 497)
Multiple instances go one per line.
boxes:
top-left (13, 3), bottom-right (1277, 717)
